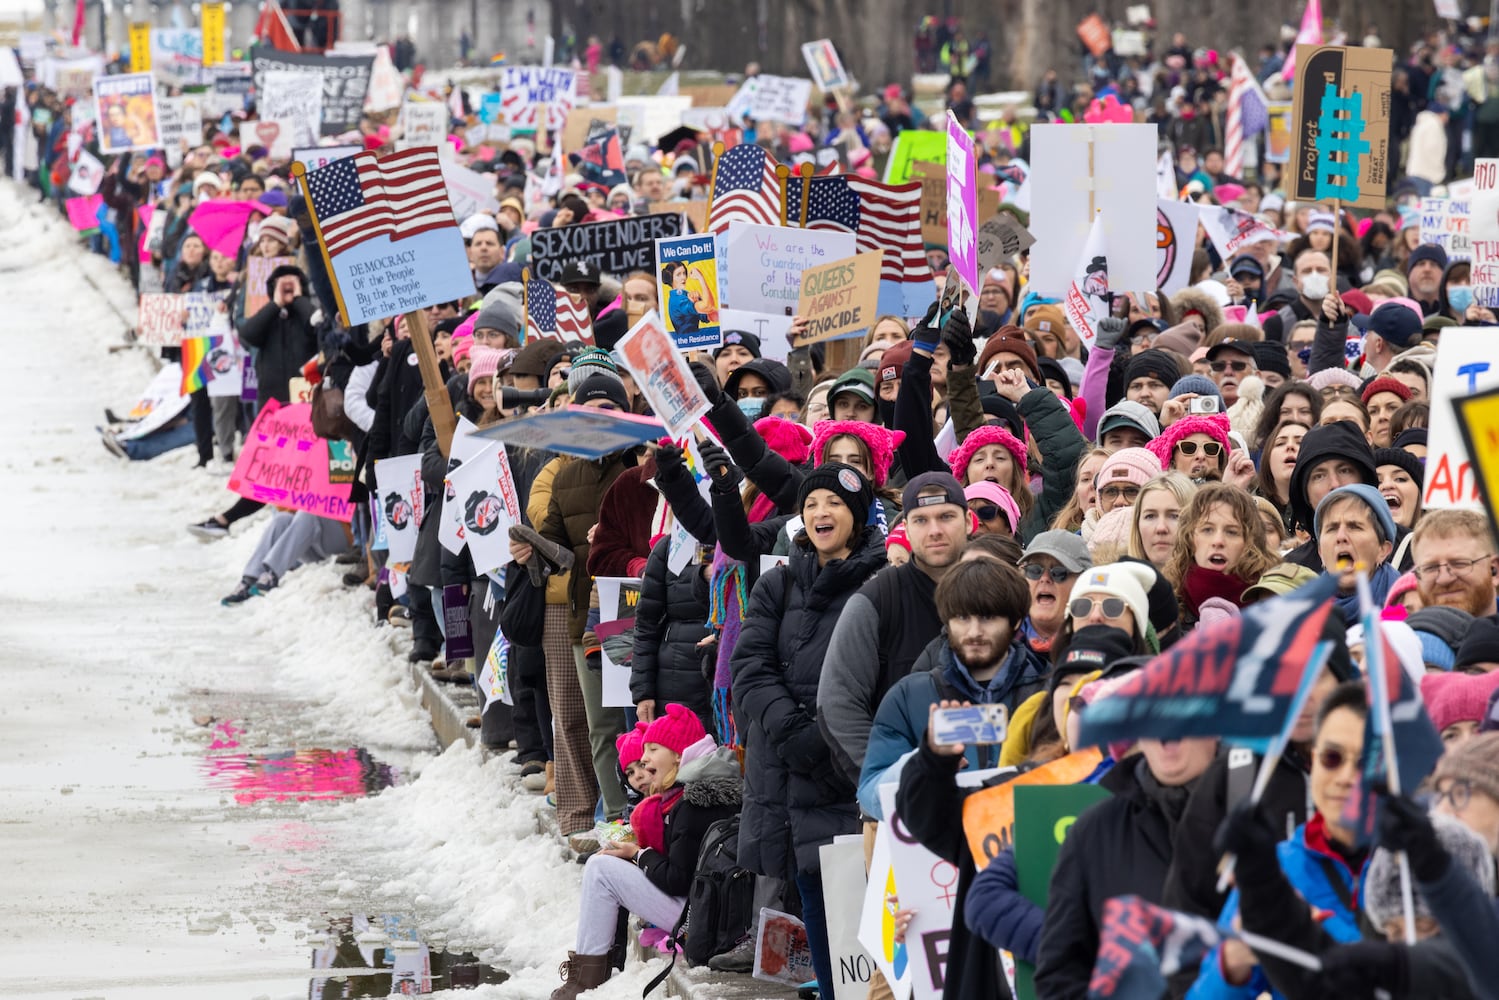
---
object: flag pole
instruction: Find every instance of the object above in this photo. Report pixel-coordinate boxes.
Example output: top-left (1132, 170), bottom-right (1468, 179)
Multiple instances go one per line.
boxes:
top-left (797, 161), bottom-right (814, 227)
top-left (404, 307), bottom-right (458, 460)
top-left (775, 164), bottom-right (791, 225)
top-left (521, 266), bottom-right (530, 342)
top-left (706, 141), bottom-right (725, 219)
top-left (290, 160), bottom-right (352, 328)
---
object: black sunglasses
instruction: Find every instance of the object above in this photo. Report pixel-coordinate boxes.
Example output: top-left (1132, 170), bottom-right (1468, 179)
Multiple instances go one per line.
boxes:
top-left (1316, 747), bottom-right (1357, 772)
top-left (1210, 359), bottom-right (1252, 373)
top-left (1023, 563), bottom-right (1074, 583)
top-left (971, 504), bottom-right (1003, 522)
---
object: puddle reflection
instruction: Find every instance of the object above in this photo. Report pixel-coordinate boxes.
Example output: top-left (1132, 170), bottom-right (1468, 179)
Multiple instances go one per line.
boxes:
top-left (201, 722), bottom-right (397, 805)
top-left (311, 916), bottom-right (507, 996)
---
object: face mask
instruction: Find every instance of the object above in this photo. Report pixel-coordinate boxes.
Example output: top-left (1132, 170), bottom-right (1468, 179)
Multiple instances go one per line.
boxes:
top-left (1300, 273), bottom-right (1330, 301)
top-left (1448, 285), bottom-right (1475, 312)
top-left (736, 397), bottom-right (765, 419)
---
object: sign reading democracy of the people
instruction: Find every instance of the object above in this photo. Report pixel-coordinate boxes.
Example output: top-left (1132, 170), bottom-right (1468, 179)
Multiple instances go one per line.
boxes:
top-left (728, 74), bottom-right (814, 126)
top-left (1425, 327), bottom-right (1499, 510)
top-left (227, 400), bottom-right (355, 521)
top-left (529, 213), bottom-right (684, 283)
top-left (792, 251), bottom-right (883, 345)
top-left (250, 46), bottom-right (374, 136)
top-left (499, 66), bottom-right (576, 131)
top-left (612, 310), bottom-right (712, 440)
top-left (93, 72), bottom-right (160, 154)
top-left (1289, 44), bottom-right (1393, 211)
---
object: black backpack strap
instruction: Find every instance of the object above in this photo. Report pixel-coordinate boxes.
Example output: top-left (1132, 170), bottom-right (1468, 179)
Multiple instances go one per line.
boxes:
top-left (1312, 854), bottom-right (1355, 915)
top-left (642, 905), bottom-right (691, 997)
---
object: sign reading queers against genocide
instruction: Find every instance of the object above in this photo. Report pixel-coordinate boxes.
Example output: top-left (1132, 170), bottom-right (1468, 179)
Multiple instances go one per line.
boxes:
top-left (793, 250), bottom-right (883, 345)
top-left (529, 213), bottom-right (684, 283)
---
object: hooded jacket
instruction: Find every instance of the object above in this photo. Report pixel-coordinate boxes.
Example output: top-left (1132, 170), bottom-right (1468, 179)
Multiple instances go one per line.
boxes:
top-left (731, 525), bottom-right (887, 875)
top-left (238, 295), bottom-right (319, 410)
top-left (1283, 421), bottom-right (1379, 570)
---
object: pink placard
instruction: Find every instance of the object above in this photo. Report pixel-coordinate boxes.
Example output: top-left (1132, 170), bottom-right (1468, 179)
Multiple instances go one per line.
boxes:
top-left (226, 399), bottom-right (355, 521)
top-left (66, 193), bottom-right (104, 231)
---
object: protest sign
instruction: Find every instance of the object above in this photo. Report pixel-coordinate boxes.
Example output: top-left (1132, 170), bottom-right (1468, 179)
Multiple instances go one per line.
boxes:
top-left (1289, 45), bottom-right (1393, 211)
top-left (1088, 897), bottom-right (1222, 1000)
top-left (67, 149), bottom-right (105, 196)
top-left (1419, 196), bottom-right (1471, 261)
top-left (93, 72), bottom-right (160, 154)
top-left (201, 2), bottom-right (226, 66)
top-left (228, 400), bottom-right (356, 521)
top-left (1265, 102), bottom-right (1294, 164)
top-left (946, 111), bottom-right (980, 295)
top-left (250, 47), bottom-right (374, 135)
top-left (819, 837), bottom-right (873, 1000)
top-left (881, 784), bottom-right (958, 1000)
top-left (961, 748), bottom-right (1101, 867)
top-left (801, 40), bottom-right (850, 92)
top-left (1029, 123), bottom-right (1158, 297)
top-left (364, 45), bottom-right (404, 112)
top-left (478, 630), bottom-right (512, 709)
top-left (205, 332), bottom-right (245, 398)
top-left (1454, 384), bottom-right (1499, 544)
top-left (399, 100), bottom-right (448, 151)
top-left (209, 62), bottom-right (253, 114)
top-left (793, 251), bottom-right (883, 345)
top-left (1062, 212), bottom-right (1109, 349)
top-left (155, 95), bottom-right (205, 158)
top-left (43, 53), bottom-right (105, 101)
top-left (136, 292), bottom-right (218, 346)
top-left (292, 145), bottom-right (362, 172)
top-left (374, 454), bottom-right (425, 562)
top-left (754, 908), bottom-right (817, 987)
top-left (118, 364), bottom-right (191, 441)
top-left (655, 233), bottom-right (721, 349)
top-left (914, 165), bottom-right (1001, 247)
top-left (128, 22), bottom-right (151, 73)
top-left (438, 418), bottom-right (495, 554)
top-left (440, 160), bottom-right (501, 221)
top-left (614, 96), bottom-right (692, 146)
top-left (564, 107), bottom-right (616, 156)
top-left (719, 309), bottom-right (794, 364)
top-left (729, 74), bottom-right (814, 126)
top-left (65, 194), bottom-right (104, 233)
top-left (596, 577), bottom-right (641, 708)
top-left (977, 213), bottom-right (1036, 271)
top-left (150, 28), bottom-right (202, 84)
top-left (529, 213), bottom-right (684, 283)
top-left (472, 407), bottom-right (666, 458)
top-left (1155, 200), bottom-right (1201, 294)
top-left (651, 199), bottom-right (709, 235)
top-left (500, 66), bottom-right (576, 131)
top-left (1077, 574), bottom-right (1341, 748)
top-left (240, 119), bottom-right (296, 160)
top-left (1076, 13), bottom-right (1113, 57)
top-left (1424, 327), bottom-right (1499, 509)
top-left (444, 444), bottom-right (521, 578)
top-left (613, 311), bottom-right (712, 439)
top-left (1474, 159), bottom-right (1499, 242)
top-left (724, 223), bottom-right (858, 320)
top-left (1198, 203), bottom-right (1282, 260)
top-left (261, 70), bottom-right (324, 148)
top-left (883, 129), bottom-right (948, 184)
top-left (856, 819), bottom-right (914, 999)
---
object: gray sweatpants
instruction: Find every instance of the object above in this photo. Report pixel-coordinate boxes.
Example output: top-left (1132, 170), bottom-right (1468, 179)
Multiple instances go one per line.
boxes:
top-left (211, 395), bottom-right (240, 460)
top-left (575, 853), bottom-right (685, 954)
top-left (244, 511), bottom-right (350, 582)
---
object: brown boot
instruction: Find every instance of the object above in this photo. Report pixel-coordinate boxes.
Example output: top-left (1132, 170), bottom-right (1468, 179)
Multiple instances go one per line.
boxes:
top-left (549, 951), bottom-right (609, 999)
top-left (543, 760), bottom-right (555, 796)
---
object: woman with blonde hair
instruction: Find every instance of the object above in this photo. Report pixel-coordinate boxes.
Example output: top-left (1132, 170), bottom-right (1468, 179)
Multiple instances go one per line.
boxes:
top-left (1049, 447), bottom-right (1109, 532)
top-left (1164, 484), bottom-right (1279, 628)
top-left (1127, 473), bottom-right (1198, 570)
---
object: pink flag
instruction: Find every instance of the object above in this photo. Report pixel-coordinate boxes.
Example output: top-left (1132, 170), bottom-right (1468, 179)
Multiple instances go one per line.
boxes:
top-left (1281, 0), bottom-right (1324, 82)
top-left (188, 198), bottom-right (260, 258)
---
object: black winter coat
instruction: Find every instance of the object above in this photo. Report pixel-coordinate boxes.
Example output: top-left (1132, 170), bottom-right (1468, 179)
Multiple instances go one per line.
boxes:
top-left (637, 748), bottom-right (744, 898)
top-left (238, 297), bottom-right (318, 410)
top-left (631, 537), bottom-right (713, 727)
top-left (731, 526), bottom-right (886, 875)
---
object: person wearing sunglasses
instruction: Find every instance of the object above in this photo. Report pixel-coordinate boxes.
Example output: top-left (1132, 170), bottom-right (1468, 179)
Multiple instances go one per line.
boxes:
top-left (1205, 340), bottom-right (1258, 407)
top-left (1016, 531), bottom-right (1092, 655)
top-left (965, 481), bottom-right (1021, 538)
top-left (1197, 682), bottom-right (1372, 997)
top-left (1147, 411), bottom-right (1235, 485)
top-left (1062, 561), bottom-right (1155, 650)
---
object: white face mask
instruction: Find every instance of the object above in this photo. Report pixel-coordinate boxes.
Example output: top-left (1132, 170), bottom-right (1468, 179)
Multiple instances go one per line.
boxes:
top-left (1300, 272), bottom-right (1330, 301)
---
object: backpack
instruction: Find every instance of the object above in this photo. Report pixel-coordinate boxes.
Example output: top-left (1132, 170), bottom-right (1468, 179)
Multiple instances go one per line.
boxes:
top-left (642, 815), bottom-right (755, 996)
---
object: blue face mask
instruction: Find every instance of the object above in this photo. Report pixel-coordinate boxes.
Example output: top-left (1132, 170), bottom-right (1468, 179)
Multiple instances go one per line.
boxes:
top-left (1448, 285), bottom-right (1475, 312)
top-left (737, 397), bottom-right (765, 419)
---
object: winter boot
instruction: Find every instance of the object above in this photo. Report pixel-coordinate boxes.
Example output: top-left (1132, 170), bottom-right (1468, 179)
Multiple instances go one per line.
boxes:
top-left (549, 952), bottom-right (609, 1000)
top-left (508, 525), bottom-right (575, 577)
top-left (221, 577), bottom-right (256, 606)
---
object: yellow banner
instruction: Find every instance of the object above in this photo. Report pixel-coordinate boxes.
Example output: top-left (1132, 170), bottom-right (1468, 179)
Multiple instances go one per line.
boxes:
top-left (200, 3), bottom-right (226, 67)
top-left (129, 22), bottom-right (151, 74)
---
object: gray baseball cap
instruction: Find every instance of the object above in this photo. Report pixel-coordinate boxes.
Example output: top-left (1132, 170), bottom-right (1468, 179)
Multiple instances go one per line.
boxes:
top-left (1019, 530), bottom-right (1092, 574)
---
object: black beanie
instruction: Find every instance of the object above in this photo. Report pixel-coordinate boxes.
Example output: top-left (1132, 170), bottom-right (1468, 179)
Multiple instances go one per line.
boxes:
top-left (1123, 348), bottom-right (1184, 390)
top-left (1053, 625), bottom-right (1136, 688)
top-left (1373, 447), bottom-right (1425, 490)
top-left (265, 263), bottom-right (306, 300)
top-left (797, 462), bottom-right (873, 531)
top-left (572, 373), bottom-right (629, 410)
top-left (1251, 341), bottom-right (1292, 378)
top-left (1456, 619), bottom-right (1499, 671)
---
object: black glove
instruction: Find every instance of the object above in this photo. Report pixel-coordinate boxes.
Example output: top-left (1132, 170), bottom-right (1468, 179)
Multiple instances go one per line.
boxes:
top-left (1314, 940), bottom-right (1409, 999)
top-left (1213, 799), bottom-right (1282, 879)
top-left (691, 361), bottom-right (722, 405)
top-left (941, 306), bottom-right (976, 366)
top-left (654, 440), bottom-right (685, 482)
top-left (697, 440), bottom-right (742, 494)
top-left (1377, 789), bottom-right (1449, 883)
top-left (811, 762), bottom-right (851, 802)
top-left (1095, 315), bottom-right (1128, 351)
top-left (778, 719), bottom-right (832, 773)
top-left (910, 300), bottom-right (942, 354)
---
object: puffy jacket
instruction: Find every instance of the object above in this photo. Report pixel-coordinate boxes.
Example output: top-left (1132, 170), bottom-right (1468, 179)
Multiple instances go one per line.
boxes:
top-left (367, 339), bottom-right (438, 461)
top-left (631, 537), bottom-right (713, 728)
top-left (539, 451), bottom-right (631, 640)
top-left (587, 454), bottom-right (655, 579)
top-left (1015, 385), bottom-right (1087, 542)
top-left (857, 634), bottom-right (1047, 819)
top-left (1187, 814), bottom-right (1364, 1000)
top-left (731, 525), bottom-right (887, 875)
top-left (967, 848), bottom-right (1045, 964)
top-left (635, 746), bottom-right (743, 898)
top-left (238, 296), bottom-right (318, 410)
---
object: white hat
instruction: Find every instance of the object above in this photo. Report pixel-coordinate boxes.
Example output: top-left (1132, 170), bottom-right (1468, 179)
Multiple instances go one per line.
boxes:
top-left (193, 171), bottom-right (223, 193)
top-left (459, 214), bottom-right (499, 239)
top-left (1071, 562), bottom-right (1156, 637)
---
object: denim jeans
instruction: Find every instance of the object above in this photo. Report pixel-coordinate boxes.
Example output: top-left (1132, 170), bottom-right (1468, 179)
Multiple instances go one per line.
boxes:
top-left (795, 870), bottom-right (833, 993)
top-left (121, 420), bottom-right (196, 460)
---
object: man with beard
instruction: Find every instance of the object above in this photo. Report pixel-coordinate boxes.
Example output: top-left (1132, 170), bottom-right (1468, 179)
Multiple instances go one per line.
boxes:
top-left (820, 472), bottom-right (971, 788)
top-left (1412, 509), bottom-right (1499, 618)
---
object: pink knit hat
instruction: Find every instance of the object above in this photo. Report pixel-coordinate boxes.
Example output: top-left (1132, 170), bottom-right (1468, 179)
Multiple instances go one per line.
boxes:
top-left (643, 703), bottom-right (707, 755)
top-left (1306, 367), bottom-right (1363, 392)
top-left (947, 424), bottom-right (1029, 483)
top-left (755, 416), bottom-right (814, 465)
top-left (1420, 672), bottom-right (1499, 734)
top-left (1087, 505), bottom-right (1135, 559)
top-left (468, 345), bottom-right (503, 394)
top-left (812, 420), bottom-right (906, 487)
top-left (616, 720), bottom-right (650, 768)
top-left (1147, 413), bottom-right (1232, 469)
top-left (965, 481), bottom-right (1022, 534)
top-left (1383, 571), bottom-right (1420, 611)
top-left (1095, 447), bottom-right (1163, 490)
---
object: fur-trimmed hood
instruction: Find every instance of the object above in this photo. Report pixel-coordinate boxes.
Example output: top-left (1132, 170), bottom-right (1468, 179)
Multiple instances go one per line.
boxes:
top-left (678, 746), bottom-right (744, 808)
top-left (1169, 287), bottom-right (1225, 337)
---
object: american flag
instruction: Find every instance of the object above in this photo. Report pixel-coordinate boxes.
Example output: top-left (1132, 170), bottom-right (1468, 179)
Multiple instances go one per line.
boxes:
top-left (526, 279), bottom-right (593, 343)
top-left (707, 143), bottom-right (781, 233)
top-left (1225, 52), bottom-right (1269, 179)
top-left (784, 175), bottom-right (929, 284)
top-left (782, 174), bottom-right (859, 233)
top-left (304, 148), bottom-right (455, 257)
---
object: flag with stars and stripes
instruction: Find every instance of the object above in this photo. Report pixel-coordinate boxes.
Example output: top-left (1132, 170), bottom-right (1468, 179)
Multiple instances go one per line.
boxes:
top-left (304, 147), bottom-right (456, 257)
top-left (526, 279), bottom-right (594, 344)
top-left (707, 143), bottom-right (781, 233)
top-left (784, 175), bottom-right (930, 284)
top-left (781, 174), bottom-right (859, 233)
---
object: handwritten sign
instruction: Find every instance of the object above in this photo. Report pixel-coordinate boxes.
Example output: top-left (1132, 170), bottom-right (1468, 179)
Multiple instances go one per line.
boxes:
top-left (398, 99), bottom-right (448, 150)
top-left (612, 310), bottom-right (711, 440)
top-left (440, 159), bottom-right (500, 221)
top-left (227, 399), bottom-right (356, 521)
top-left (728, 74), bottom-right (814, 126)
top-left (914, 163), bottom-right (1001, 247)
top-left (1423, 327), bottom-right (1499, 510)
top-left (1419, 196), bottom-right (1471, 261)
top-left (239, 119), bottom-right (296, 160)
top-left (250, 46), bottom-right (374, 135)
top-left (793, 251), bottom-right (883, 345)
top-left (245, 255), bottom-right (296, 316)
top-left (724, 223), bottom-right (858, 319)
top-left (946, 111), bottom-right (980, 294)
top-left (136, 292), bottom-right (220, 346)
top-left (261, 69), bottom-right (323, 148)
top-left (529, 213), bottom-right (684, 283)
top-left (500, 66), bottom-right (576, 131)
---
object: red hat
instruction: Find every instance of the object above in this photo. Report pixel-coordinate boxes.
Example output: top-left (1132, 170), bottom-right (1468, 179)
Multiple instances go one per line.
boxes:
top-left (642, 703), bottom-right (707, 754)
top-left (886, 523), bottom-right (911, 553)
top-left (1421, 672), bottom-right (1499, 733)
top-left (978, 330), bottom-right (1042, 382)
top-left (616, 720), bottom-right (650, 768)
top-left (1360, 375), bottom-right (1414, 406)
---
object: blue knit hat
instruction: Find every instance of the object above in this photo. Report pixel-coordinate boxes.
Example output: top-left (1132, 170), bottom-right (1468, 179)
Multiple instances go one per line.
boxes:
top-left (1314, 483), bottom-right (1399, 544)
top-left (1416, 631), bottom-right (1458, 671)
top-left (1168, 374), bottom-right (1223, 404)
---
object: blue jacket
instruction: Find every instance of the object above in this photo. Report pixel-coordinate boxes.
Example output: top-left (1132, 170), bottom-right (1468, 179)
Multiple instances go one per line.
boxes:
top-left (857, 634), bottom-right (1047, 819)
top-left (1188, 815), bottom-right (1365, 1000)
top-left (965, 848), bottom-right (1045, 964)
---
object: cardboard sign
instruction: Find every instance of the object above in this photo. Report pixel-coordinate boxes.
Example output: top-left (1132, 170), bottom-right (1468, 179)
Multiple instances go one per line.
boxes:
top-left (914, 163), bottom-right (1001, 247)
top-left (261, 69), bottom-right (324, 148)
top-left (250, 46), bottom-right (374, 136)
top-left (976, 214), bottom-right (1036, 271)
top-left (1424, 327), bottom-right (1499, 510)
top-left (471, 407), bottom-right (666, 458)
top-left (1420, 196), bottom-right (1472, 261)
top-left (793, 251), bottom-right (883, 345)
top-left (729, 74), bottom-right (814, 126)
top-left (93, 72), bottom-right (160, 154)
top-left (724, 223), bottom-right (858, 320)
top-left (529, 212), bottom-right (685, 283)
top-left (596, 577), bottom-right (641, 708)
top-left (656, 232), bottom-right (721, 348)
top-left (651, 200), bottom-right (709, 234)
top-left (239, 119), bottom-right (296, 160)
top-left (1289, 44), bottom-right (1393, 210)
top-left (612, 310), bottom-right (712, 439)
top-left (291, 144), bottom-right (362, 172)
top-left (374, 453), bottom-right (424, 562)
top-left (440, 159), bottom-right (501, 221)
top-left (398, 100), bottom-right (448, 150)
top-left (500, 66), bottom-right (576, 131)
top-left (1453, 384), bottom-right (1499, 543)
top-left (228, 400), bottom-right (356, 521)
top-left (801, 39), bottom-right (850, 92)
top-left (563, 106), bottom-right (616, 155)
top-left (961, 748), bottom-right (1103, 868)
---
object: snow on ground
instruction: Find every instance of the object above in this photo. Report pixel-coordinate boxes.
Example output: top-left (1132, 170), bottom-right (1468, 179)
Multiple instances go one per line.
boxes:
top-left (0, 178), bottom-right (667, 999)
